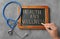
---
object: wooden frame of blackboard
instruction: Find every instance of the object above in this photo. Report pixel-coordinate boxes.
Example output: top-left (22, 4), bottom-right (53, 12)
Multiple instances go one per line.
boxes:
top-left (18, 6), bottom-right (49, 30)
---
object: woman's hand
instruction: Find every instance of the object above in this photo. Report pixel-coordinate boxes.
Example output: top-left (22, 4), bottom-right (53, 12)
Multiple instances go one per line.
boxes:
top-left (41, 23), bottom-right (59, 39)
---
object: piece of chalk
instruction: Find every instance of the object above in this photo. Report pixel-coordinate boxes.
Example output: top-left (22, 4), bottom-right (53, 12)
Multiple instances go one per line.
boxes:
top-left (41, 23), bottom-right (44, 25)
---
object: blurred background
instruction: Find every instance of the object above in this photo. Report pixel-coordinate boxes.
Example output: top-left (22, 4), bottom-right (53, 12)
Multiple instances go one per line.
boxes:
top-left (0, 0), bottom-right (60, 39)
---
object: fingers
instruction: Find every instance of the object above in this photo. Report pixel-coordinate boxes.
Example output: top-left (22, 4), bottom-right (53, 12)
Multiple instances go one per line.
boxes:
top-left (41, 23), bottom-right (57, 31)
top-left (41, 23), bottom-right (54, 30)
top-left (41, 23), bottom-right (50, 30)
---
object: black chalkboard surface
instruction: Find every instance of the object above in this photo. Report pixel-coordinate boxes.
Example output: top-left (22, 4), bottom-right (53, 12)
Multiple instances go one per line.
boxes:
top-left (21, 8), bottom-right (45, 26)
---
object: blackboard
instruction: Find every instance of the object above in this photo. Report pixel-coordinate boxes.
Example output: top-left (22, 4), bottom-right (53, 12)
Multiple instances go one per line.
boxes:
top-left (18, 6), bottom-right (49, 29)
top-left (21, 8), bottom-right (45, 26)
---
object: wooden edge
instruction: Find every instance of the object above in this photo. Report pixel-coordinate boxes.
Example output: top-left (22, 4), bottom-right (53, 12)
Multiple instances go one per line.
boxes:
top-left (22, 6), bottom-right (48, 8)
top-left (17, 6), bottom-right (49, 30)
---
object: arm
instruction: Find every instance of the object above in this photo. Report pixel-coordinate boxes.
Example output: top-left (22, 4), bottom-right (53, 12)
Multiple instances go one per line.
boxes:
top-left (41, 23), bottom-right (60, 39)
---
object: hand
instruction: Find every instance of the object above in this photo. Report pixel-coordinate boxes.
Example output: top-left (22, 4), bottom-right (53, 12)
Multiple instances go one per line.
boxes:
top-left (41, 23), bottom-right (59, 39)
